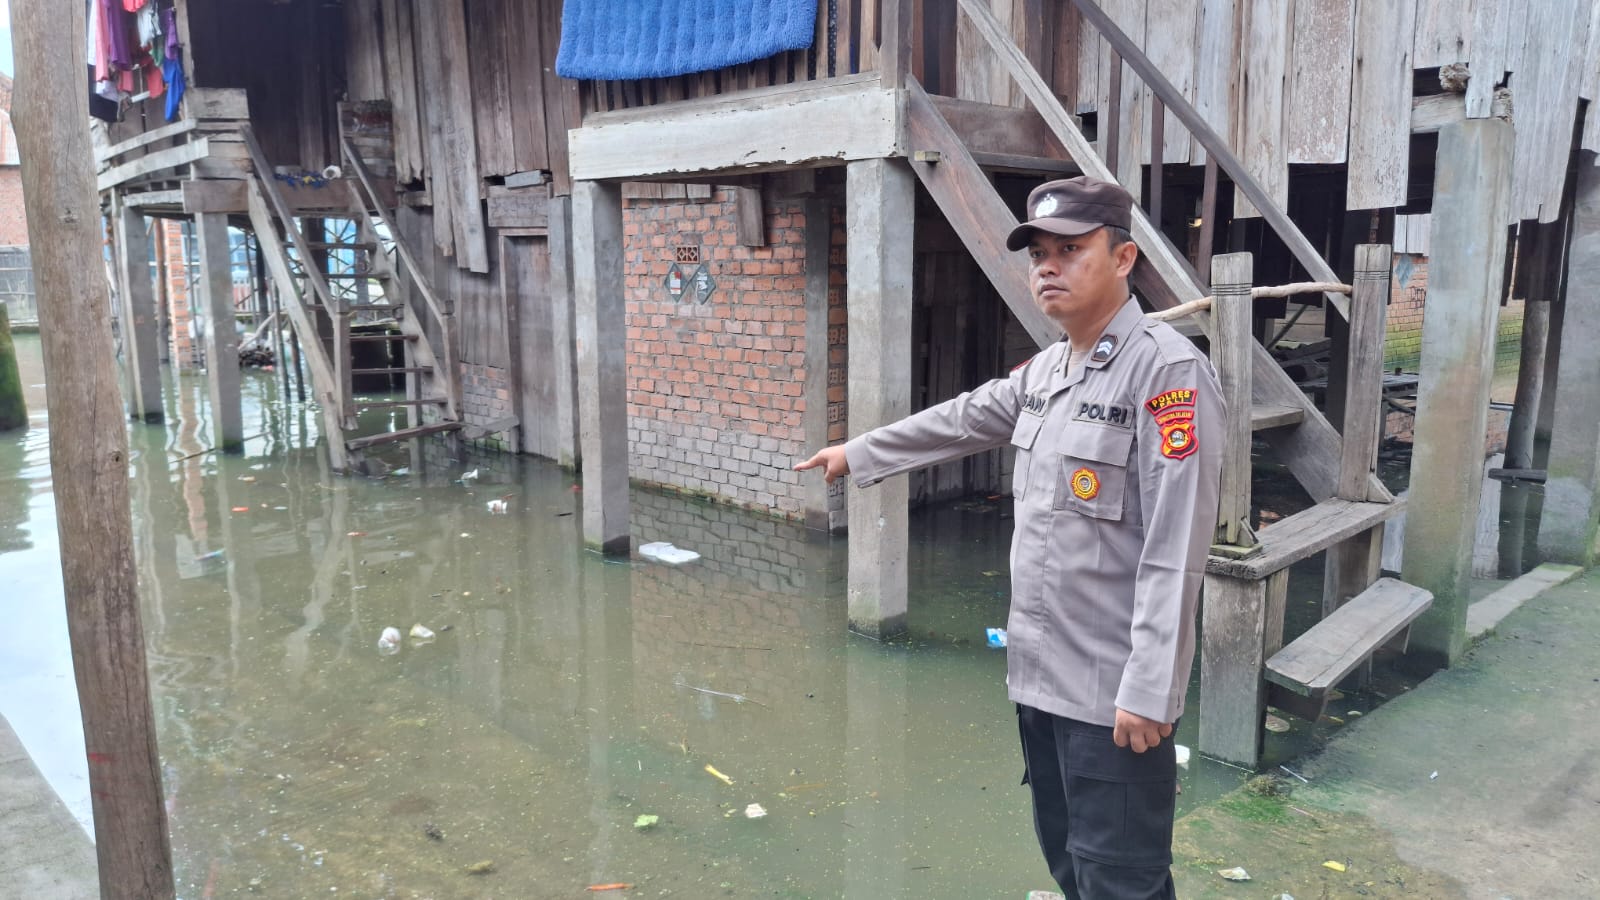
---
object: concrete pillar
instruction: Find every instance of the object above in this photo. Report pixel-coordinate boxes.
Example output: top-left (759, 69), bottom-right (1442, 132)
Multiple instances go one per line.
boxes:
top-left (845, 158), bottom-right (914, 640)
top-left (546, 195), bottom-right (582, 468)
top-left (114, 201), bottom-right (164, 422)
top-left (1402, 119), bottom-right (1514, 665)
top-left (1539, 152), bottom-right (1600, 565)
top-left (572, 181), bottom-right (630, 554)
top-left (801, 196), bottom-right (842, 532)
top-left (196, 213), bottom-right (244, 452)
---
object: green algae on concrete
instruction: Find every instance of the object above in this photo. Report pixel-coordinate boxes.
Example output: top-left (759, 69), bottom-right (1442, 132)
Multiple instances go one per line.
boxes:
top-left (1176, 567), bottom-right (1600, 899)
top-left (0, 302), bottom-right (25, 432)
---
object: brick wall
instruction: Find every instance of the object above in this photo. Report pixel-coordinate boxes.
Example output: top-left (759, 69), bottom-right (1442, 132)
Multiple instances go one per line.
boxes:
top-left (160, 219), bottom-right (201, 370)
top-left (1382, 252), bottom-right (1522, 452)
top-left (460, 362), bottom-right (514, 452)
top-left (621, 188), bottom-right (841, 521)
top-left (0, 169), bottom-right (26, 247)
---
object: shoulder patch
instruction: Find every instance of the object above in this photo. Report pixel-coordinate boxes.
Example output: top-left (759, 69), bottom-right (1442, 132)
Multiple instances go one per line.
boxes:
top-left (1145, 387), bottom-right (1200, 460)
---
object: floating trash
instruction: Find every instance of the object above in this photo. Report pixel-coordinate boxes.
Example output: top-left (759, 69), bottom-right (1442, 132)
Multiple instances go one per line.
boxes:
top-left (1265, 713), bottom-right (1291, 733)
top-left (409, 624), bottom-right (436, 643)
top-left (464, 860), bottom-right (494, 875)
top-left (460, 468), bottom-right (480, 483)
top-left (704, 764), bottom-right (734, 786)
top-left (985, 627), bottom-right (1008, 649)
top-left (640, 542), bottom-right (701, 565)
top-left (1174, 744), bottom-right (1191, 769)
top-left (377, 627), bottom-right (401, 655)
top-left (1217, 867), bottom-right (1250, 881)
top-left (744, 803), bottom-right (767, 819)
top-left (486, 497), bottom-right (510, 514)
top-left (632, 814), bottom-right (659, 830)
top-left (1322, 860), bottom-right (1347, 872)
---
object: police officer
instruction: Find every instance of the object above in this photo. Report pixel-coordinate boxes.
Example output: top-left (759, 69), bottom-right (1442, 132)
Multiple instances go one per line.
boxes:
top-left (795, 176), bottom-right (1222, 899)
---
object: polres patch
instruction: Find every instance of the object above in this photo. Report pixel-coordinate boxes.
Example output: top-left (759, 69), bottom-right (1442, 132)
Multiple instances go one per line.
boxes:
top-left (1146, 387), bottom-right (1199, 460)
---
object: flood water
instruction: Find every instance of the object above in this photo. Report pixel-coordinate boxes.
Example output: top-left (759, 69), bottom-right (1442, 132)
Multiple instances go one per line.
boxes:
top-left (0, 332), bottom-right (1538, 898)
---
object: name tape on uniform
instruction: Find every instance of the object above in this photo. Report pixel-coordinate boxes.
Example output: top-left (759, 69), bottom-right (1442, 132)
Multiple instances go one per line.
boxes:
top-left (1072, 401), bottom-right (1135, 429)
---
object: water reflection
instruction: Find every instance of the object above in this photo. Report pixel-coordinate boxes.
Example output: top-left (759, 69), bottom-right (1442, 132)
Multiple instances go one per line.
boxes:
top-left (2, 334), bottom-right (1258, 898)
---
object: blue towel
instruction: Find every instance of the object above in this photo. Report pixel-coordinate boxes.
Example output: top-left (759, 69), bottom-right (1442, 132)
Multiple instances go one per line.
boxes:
top-left (556, 0), bottom-right (818, 81)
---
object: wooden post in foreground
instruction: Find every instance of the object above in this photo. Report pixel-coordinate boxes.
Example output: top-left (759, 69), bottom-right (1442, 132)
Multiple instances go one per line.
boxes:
top-left (1208, 252), bottom-right (1253, 548)
top-left (1403, 119), bottom-right (1514, 666)
top-left (10, 3), bottom-right (175, 897)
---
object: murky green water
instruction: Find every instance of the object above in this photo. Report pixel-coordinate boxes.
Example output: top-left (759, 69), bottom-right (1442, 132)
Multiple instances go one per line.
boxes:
top-left (1, 331), bottom-right (1538, 898)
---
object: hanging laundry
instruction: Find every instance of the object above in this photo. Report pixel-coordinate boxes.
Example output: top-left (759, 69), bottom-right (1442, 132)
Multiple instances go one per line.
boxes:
top-left (163, 55), bottom-right (186, 122)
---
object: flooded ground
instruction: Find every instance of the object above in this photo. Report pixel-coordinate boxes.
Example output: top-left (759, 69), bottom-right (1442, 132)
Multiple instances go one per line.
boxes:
top-left (0, 333), bottom-right (1544, 898)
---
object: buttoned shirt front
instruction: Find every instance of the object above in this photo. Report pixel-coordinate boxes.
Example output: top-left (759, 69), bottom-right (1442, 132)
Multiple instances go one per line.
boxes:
top-left (845, 297), bottom-right (1224, 726)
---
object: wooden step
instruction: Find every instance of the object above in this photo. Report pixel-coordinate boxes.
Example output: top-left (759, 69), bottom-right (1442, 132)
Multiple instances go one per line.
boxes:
top-left (344, 421), bottom-right (463, 452)
top-left (351, 366), bottom-right (433, 375)
top-left (969, 150), bottom-right (1081, 176)
top-left (1250, 404), bottom-right (1305, 431)
top-left (349, 332), bottom-right (416, 342)
top-left (1207, 497), bottom-right (1404, 580)
top-left (355, 397), bottom-right (447, 408)
top-left (1265, 578), bottom-right (1433, 721)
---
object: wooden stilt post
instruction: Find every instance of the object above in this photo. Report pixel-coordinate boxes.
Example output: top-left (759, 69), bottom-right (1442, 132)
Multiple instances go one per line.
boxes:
top-left (0, 300), bottom-right (25, 431)
top-left (572, 180), bottom-right (630, 554)
top-left (1208, 252), bottom-right (1253, 548)
top-left (1199, 569), bottom-right (1288, 767)
top-left (11, 1), bottom-right (176, 895)
top-left (1538, 152), bottom-right (1600, 566)
top-left (1403, 119), bottom-right (1514, 665)
top-left (114, 199), bottom-right (165, 423)
top-left (801, 196), bottom-right (840, 532)
top-left (845, 158), bottom-right (914, 640)
top-left (1504, 299), bottom-right (1551, 468)
top-left (546, 195), bottom-right (582, 468)
top-left (1324, 245), bottom-right (1391, 628)
top-left (196, 213), bottom-right (244, 452)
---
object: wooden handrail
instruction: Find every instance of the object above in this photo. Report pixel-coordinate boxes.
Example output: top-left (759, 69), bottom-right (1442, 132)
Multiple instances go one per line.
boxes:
top-left (1065, 0), bottom-right (1350, 321)
top-left (339, 133), bottom-right (451, 328)
top-left (238, 124), bottom-right (342, 315)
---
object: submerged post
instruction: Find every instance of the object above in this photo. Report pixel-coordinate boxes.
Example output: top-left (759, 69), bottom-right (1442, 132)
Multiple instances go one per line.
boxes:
top-left (1538, 152), bottom-right (1600, 565)
top-left (572, 180), bottom-right (630, 553)
top-left (114, 198), bottom-right (164, 422)
top-left (196, 212), bottom-right (244, 451)
top-left (1403, 119), bottom-right (1514, 665)
top-left (845, 158), bottom-right (914, 639)
top-left (0, 300), bottom-right (25, 431)
top-left (11, 1), bottom-right (175, 896)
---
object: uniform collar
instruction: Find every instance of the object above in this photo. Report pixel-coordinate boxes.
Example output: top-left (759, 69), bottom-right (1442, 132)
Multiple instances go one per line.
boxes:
top-left (1056, 296), bottom-right (1144, 389)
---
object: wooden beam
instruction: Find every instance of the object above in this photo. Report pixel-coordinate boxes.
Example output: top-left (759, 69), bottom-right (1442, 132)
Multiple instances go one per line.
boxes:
top-left (95, 118), bottom-right (198, 164)
top-left (114, 200), bottom-right (164, 422)
top-left (181, 177), bottom-right (395, 215)
top-left (801, 195), bottom-right (840, 531)
top-left (97, 137), bottom-right (211, 191)
top-left (570, 79), bottom-right (903, 181)
top-left (1410, 90), bottom-right (1511, 135)
top-left (927, 94), bottom-right (1070, 160)
top-left (1198, 569), bottom-right (1288, 766)
top-left (1210, 253), bottom-right (1254, 548)
top-left (1404, 118), bottom-right (1515, 665)
top-left (734, 184), bottom-right (767, 246)
top-left (487, 185), bottom-right (552, 229)
top-left (183, 87), bottom-right (249, 120)
top-left (11, 1), bottom-right (176, 892)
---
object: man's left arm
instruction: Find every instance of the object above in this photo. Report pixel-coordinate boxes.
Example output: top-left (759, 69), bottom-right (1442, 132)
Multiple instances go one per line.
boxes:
top-left (1115, 356), bottom-right (1224, 729)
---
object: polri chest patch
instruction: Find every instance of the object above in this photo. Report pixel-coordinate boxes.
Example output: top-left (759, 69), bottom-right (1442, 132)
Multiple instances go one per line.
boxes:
top-left (1072, 400), bottom-right (1135, 429)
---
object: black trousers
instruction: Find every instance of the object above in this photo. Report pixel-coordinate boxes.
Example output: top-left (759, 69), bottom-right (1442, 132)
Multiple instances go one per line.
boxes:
top-left (1017, 704), bottom-right (1178, 899)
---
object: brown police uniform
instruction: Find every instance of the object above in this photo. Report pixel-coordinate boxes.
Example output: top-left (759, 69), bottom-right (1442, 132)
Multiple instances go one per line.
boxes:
top-left (841, 176), bottom-right (1223, 899)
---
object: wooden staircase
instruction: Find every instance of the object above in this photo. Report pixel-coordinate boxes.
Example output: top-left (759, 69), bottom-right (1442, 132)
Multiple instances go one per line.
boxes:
top-left (240, 126), bottom-right (462, 472)
top-left (926, 0), bottom-right (1431, 766)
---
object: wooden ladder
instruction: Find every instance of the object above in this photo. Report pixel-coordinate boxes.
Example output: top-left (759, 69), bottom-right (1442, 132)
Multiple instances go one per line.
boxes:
top-left (926, 0), bottom-right (1430, 766)
top-left (240, 125), bottom-right (463, 471)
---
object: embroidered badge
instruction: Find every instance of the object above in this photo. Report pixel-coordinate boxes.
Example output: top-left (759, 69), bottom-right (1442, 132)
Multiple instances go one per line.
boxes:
top-left (1072, 400), bottom-right (1135, 429)
top-left (1034, 194), bottom-right (1060, 217)
top-left (1146, 387), bottom-right (1199, 460)
top-left (1070, 467), bottom-right (1100, 500)
top-left (1091, 335), bottom-right (1117, 363)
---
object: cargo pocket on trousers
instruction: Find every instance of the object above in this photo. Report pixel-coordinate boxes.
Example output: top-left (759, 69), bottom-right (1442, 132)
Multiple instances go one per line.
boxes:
top-left (1052, 426), bottom-right (1133, 518)
top-left (1065, 775), bottom-right (1176, 867)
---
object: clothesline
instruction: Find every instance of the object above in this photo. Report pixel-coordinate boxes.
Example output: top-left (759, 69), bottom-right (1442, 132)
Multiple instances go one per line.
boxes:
top-left (1146, 282), bottom-right (1354, 322)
